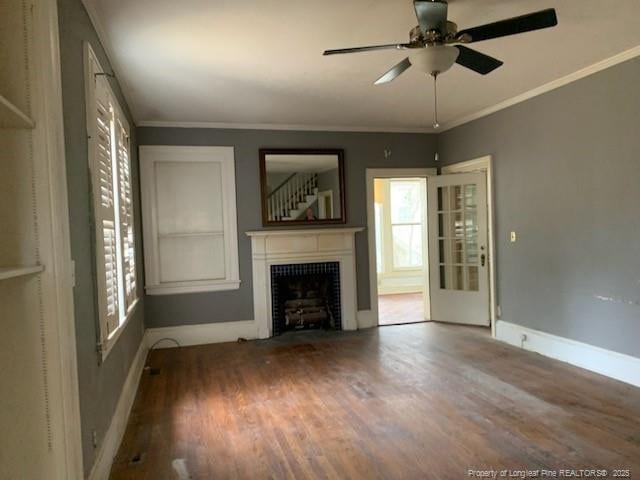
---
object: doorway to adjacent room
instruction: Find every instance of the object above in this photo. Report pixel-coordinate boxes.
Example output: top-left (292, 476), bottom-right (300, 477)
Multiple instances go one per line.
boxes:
top-left (374, 177), bottom-right (428, 325)
top-left (367, 168), bottom-right (435, 326)
top-left (366, 161), bottom-right (495, 331)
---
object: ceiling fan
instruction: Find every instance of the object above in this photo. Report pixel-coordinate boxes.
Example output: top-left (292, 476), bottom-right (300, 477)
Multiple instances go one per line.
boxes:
top-left (323, 1), bottom-right (558, 127)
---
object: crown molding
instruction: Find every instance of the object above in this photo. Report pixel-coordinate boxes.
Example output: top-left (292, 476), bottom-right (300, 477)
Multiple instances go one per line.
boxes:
top-left (136, 120), bottom-right (435, 134)
top-left (76, 1), bottom-right (640, 135)
top-left (439, 44), bottom-right (640, 132)
top-left (138, 45), bottom-right (640, 134)
top-left (81, 0), bottom-right (140, 121)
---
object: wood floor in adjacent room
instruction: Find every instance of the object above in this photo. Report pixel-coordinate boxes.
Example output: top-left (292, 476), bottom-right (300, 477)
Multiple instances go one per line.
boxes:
top-left (378, 293), bottom-right (425, 325)
top-left (110, 323), bottom-right (640, 479)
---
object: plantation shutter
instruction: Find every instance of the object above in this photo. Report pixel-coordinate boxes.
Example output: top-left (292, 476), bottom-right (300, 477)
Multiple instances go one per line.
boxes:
top-left (116, 118), bottom-right (137, 309)
top-left (90, 73), bottom-right (120, 341)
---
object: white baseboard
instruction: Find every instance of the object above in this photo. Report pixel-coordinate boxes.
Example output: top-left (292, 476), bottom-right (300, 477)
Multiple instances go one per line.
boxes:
top-left (145, 320), bottom-right (258, 348)
top-left (146, 313), bottom-right (382, 349)
top-left (357, 310), bottom-right (377, 329)
top-left (89, 339), bottom-right (148, 480)
top-left (496, 320), bottom-right (640, 388)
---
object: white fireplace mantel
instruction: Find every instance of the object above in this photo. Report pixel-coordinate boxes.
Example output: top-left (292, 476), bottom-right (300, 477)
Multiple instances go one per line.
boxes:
top-left (246, 227), bottom-right (364, 338)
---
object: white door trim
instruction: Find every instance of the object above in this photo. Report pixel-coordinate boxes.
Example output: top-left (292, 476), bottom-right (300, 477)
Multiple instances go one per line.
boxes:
top-left (365, 168), bottom-right (437, 327)
top-left (442, 156), bottom-right (497, 337)
top-left (31, 0), bottom-right (83, 476)
top-left (317, 190), bottom-right (333, 219)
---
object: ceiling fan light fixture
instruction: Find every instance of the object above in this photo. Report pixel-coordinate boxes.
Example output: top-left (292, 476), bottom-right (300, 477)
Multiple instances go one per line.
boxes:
top-left (323, 3), bottom-right (559, 128)
top-left (409, 45), bottom-right (459, 75)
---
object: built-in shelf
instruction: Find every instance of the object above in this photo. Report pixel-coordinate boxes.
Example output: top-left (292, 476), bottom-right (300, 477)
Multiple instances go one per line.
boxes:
top-left (0, 265), bottom-right (44, 281)
top-left (0, 94), bottom-right (35, 129)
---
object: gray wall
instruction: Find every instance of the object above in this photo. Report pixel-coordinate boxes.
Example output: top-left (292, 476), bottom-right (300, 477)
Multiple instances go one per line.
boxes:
top-left (437, 57), bottom-right (640, 358)
top-left (137, 127), bottom-right (437, 327)
top-left (266, 172), bottom-right (291, 194)
top-left (58, 0), bottom-right (145, 475)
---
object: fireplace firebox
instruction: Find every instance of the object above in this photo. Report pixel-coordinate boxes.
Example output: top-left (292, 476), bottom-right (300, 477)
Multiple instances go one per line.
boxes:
top-left (270, 262), bottom-right (341, 335)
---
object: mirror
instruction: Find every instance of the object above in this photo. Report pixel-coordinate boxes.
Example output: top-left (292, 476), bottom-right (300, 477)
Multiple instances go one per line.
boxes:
top-left (259, 149), bottom-right (346, 226)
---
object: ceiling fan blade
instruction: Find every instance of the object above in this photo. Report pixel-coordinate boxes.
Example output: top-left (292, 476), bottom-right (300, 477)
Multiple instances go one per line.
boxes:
top-left (454, 45), bottom-right (503, 75)
top-left (414, 0), bottom-right (448, 34)
top-left (457, 8), bottom-right (558, 43)
top-left (374, 58), bottom-right (412, 85)
top-left (323, 44), bottom-right (409, 56)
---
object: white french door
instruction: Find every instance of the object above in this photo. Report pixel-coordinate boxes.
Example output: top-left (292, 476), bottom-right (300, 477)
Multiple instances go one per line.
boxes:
top-left (427, 172), bottom-right (489, 326)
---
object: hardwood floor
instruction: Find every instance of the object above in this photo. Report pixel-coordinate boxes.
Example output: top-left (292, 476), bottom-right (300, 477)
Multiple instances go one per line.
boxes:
top-left (111, 324), bottom-right (640, 479)
top-left (378, 293), bottom-right (425, 325)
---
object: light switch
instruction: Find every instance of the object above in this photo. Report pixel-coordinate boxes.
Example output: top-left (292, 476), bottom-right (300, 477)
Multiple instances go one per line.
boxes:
top-left (510, 231), bottom-right (517, 243)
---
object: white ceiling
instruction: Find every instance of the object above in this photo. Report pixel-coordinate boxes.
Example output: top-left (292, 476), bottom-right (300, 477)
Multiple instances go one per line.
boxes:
top-left (85, 0), bottom-right (640, 131)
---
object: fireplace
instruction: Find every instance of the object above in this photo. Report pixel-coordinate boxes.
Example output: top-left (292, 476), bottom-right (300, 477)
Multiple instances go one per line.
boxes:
top-left (270, 262), bottom-right (341, 335)
top-left (247, 228), bottom-right (362, 337)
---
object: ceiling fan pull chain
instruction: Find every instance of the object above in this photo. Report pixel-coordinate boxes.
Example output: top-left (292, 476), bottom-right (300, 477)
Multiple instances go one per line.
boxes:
top-left (432, 72), bottom-right (440, 129)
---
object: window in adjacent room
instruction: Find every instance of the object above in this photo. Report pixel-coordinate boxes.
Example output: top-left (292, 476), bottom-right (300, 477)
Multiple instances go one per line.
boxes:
top-left (390, 179), bottom-right (424, 269)
top-left (85, 45), bottom-right (138, 357)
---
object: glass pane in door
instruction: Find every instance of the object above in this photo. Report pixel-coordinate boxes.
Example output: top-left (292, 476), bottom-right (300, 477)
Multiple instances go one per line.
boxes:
top-left (437, 184), bottom-right (480, 292)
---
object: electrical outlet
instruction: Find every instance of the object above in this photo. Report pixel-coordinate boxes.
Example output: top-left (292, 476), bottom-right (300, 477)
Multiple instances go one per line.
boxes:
top-left (92, 430), bottom-right (99, 449)
top-left (510, 231), bottom-right (517, 243)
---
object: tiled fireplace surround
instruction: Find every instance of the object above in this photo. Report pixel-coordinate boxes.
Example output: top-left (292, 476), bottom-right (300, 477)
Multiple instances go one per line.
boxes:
top-left (270, 262), bottom-right (342, 335)
top-left (246, 228), bottom-right (362, 338)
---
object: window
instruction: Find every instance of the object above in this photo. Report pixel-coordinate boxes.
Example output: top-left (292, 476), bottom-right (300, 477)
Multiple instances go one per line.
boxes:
top-left (390, 180), bottom-right (424, 269)
top-left (85, 45), bottom-right (138, 357)
top-left (139, 146), bottom-right (240, 295)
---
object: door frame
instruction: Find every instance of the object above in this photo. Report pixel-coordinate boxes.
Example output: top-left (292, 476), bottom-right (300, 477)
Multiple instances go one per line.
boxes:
top-left (317, 190), bottom-right (333, 219)
top-left (32, 0), bottom-right (84, 476)
top-left (365, 168), bottom-right (437, 327)
top-left (442, 156), bottom-right (497, 338)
